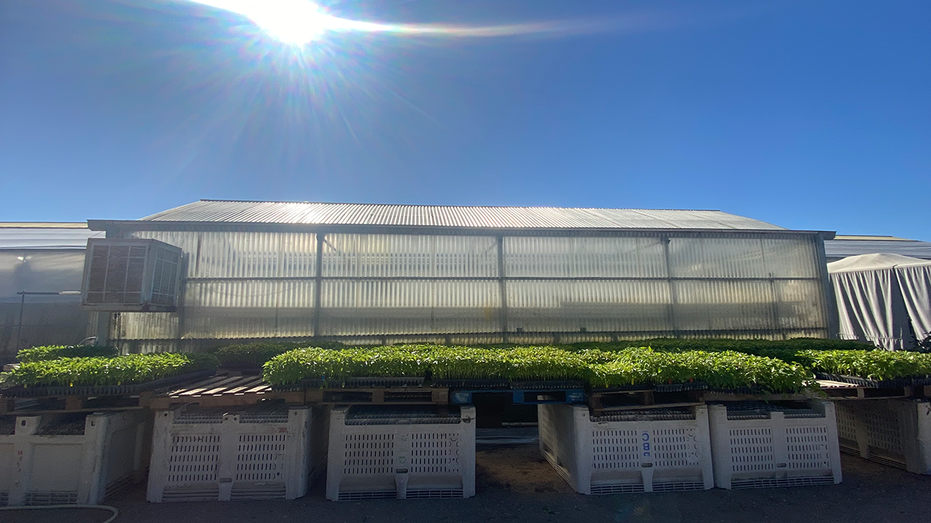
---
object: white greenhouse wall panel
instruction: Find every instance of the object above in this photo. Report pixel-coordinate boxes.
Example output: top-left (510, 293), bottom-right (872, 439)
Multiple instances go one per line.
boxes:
top-left (504, 236), bottom-right (667, 278)
top-left (0, 251), bottom-right (93, 358)
top-left (109, 231), bottom-right (831, 344)
top-left (320, 280), bottom-right (500, 336)
top-left (184, 279), bottom-right (316, 339)
top-left (773, 280), bottom-right (829, 335)
top-left (762, 237), bottom-right (821, 279)
top-left (507, 280), bottom-right (673, 334)
top-left (127, 231), bottom-right (318, 278)
top-left (667, 237), bottom-right (769, 279)
top-left (672, 280), bottom-right (777, 332)
top-left (323, 234), bottom-right (498, 278)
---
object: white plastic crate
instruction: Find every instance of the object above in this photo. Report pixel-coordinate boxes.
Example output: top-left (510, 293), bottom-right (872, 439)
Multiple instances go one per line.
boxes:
top-left (538, 404), bottom-right (714, 494)
top-left (0, 410), bottom-right (150, 506)
top-left (708, 401), bottom-right (842, 489)
top-left (147, 404), bottom-right (326, 502)
top-left (834, 399), bottom-right (931, 474)
top-left (326, 405), bottom-right (476, 501)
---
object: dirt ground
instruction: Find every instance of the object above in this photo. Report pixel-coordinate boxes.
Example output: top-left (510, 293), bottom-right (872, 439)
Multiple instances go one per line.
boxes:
top-left (2, 444), bottom-right (931, 523)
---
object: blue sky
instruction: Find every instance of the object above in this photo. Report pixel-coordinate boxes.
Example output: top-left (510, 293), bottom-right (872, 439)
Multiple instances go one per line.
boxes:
top-left (1, 0), bottom-right (928, 240)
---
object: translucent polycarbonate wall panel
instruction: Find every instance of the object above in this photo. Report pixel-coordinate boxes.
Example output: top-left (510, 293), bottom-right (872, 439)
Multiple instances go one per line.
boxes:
top-left (0, 251), bottom-right (86, 296)
top-left (0, 251), bottom-right (91, 357)
top-left (504, 236), bottom-right (667, 278)
top-left (762, 236), bottom-right (821, 279)
top-left (666, 237), bottom-right (768, 279)
top-left (319, 279), bottom-right (500, 335)
top-left (1, 299), bottom-right (92, 357)
top-left (183, 279), bottom-right (315, 338)
top-left (506, 280), bottom-right (673, 333)
top-left (773, 279), bottom-right (828, 334)
top-left (671, 280), bottom-right (776, 332)
top-left (108, 229), bottom-right (830, 343)
top-left (322, 234), bottom-right (497, 278)
top-left (124, 231), bottom-right (200, 274)
top-left (127, 231), bottom-right (317, 278)
top-left (115, 312), bottom-right (179, 340)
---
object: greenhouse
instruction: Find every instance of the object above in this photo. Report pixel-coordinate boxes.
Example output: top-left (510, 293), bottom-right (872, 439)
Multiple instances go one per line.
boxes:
top-left (86, 200), bottom-right (836, 353)
top-left (0, 223), bottom-right (102, 358)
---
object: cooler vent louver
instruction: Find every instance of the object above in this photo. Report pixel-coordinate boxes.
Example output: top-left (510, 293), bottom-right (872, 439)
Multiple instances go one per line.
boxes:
top-left (82, 239), bottom-right (182, 312)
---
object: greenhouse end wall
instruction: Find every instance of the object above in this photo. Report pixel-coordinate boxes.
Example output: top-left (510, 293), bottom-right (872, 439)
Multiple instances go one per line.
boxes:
top-left (107, 229), bottom-right (832, 352)
top-left (0, 250), bottom-right (94, 361)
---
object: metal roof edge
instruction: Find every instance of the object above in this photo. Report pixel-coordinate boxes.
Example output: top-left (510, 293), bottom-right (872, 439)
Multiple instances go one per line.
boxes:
top-left (87, 219), bottom-right (831, 237)
top-left (0, 222), bottom-right (89, 229)
top-left (195, 199), bottom-right (724, 212)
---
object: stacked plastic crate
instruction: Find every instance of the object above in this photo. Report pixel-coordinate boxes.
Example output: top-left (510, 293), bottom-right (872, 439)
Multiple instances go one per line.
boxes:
top-left (147, 403), bottom-right (327, 502)
top-left (833, 399), bottom-right (931, 474)
top-left (0, 410), bottom-right (150, 506)
top-left (538, 404), bottom-right (714, 494)
top-left (326, 405), bottom-right (476, 500)
top-left (708, 401), bottom-right (843, 489)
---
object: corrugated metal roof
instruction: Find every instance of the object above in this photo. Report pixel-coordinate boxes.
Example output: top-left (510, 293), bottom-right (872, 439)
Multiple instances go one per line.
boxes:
top-left (0, 223), bottom-right (103, 250)
top-left (827, 253), bottom-right (931, 273)
top-left (134, 200), bottom-right (786, 231)
top-left (825, 237), bottom-right (931, 262)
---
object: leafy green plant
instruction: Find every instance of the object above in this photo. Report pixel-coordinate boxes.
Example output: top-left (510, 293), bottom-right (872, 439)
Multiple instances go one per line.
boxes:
top-left (16, 345), bottom-right (120, 363)
top-left (616, 338), bottom-right (875, 354)
top-left (262, 347), bottom-right (430, 385)
top-left (212, 341), bottom-right (345, 368)
top-left (915, 333), bottom-right (931, 354)
top-left (428, 347), bottom-right (590, 381)
top-left (794, 350), bottom-right (931, 381)
top-left (261, 344), bottom-right (814, 392)
top-left (3, 353), bottom-right (218, 388)
top-left (587, 348), bottom-right (813, 393)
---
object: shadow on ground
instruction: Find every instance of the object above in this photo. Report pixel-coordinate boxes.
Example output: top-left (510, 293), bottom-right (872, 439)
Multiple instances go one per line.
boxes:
top-left (2, 445), bottom-right (929, 523)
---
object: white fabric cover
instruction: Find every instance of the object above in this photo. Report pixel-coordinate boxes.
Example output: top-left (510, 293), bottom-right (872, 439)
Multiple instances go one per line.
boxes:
top-left (828, 254), bottom-right (931, 349)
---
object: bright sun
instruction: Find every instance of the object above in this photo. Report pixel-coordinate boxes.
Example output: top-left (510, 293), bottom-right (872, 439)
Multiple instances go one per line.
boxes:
top-left (241, 0), bottom-right (333, 45)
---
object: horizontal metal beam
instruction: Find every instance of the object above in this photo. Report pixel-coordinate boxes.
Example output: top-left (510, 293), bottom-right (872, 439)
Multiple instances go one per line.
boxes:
top-left (113, 327), bottom-right (830, 343)
top-left (181, 276), bottom-right (824, 283)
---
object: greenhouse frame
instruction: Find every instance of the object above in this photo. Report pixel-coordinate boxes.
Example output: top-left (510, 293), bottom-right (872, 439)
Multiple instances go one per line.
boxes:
top-left (87, 200), bottom-right (837, 352)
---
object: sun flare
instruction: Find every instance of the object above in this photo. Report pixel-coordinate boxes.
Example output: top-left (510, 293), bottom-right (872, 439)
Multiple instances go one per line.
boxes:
top-left (245, 0), bottom-right (331, 45)
top-left (192, 0), bottom-right (337, 45)
top-left (189, 0), bottom-right (614, 46)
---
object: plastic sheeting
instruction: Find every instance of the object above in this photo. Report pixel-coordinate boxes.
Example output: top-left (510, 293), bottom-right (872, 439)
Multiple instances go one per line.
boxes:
top-left (828, 253), bottom-right (931, 349)
top-left (0, 251), bottom-right (93, 357)
top-left (112, 230), bottom-right (831, 345)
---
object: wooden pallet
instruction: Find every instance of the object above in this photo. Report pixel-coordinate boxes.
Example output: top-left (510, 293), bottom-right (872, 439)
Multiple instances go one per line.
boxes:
top-left (148, 374), bottom-right (303, 409)
top-left (449, 388), bottom-right (585, 405)
top-left (0, 370), bottom-right (216, 415)
top-left (817, 379), bottom-right (915, 400)
top-left (305, 387), bottom-right (448, 405)
top-left (589, 388), bottom-right (704, 413)
top-left (0, 392), bottom-right (152, 415)
top-left (149, 374), bottom-right (449, 409)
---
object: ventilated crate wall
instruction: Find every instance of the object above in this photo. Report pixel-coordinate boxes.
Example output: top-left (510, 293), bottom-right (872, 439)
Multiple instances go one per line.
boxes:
top-left (708, 401), bottom-right (842, 489)
top-left (538, 404), bottom-right (713, 494)
top-left (326, 405), bottom-right (476, 501)
top-left (834, 399), bottom-right (931, 474)
top-left (147, 404), bottom-right (326, 502)
top-left (0, 410), bottom-right (149, 506)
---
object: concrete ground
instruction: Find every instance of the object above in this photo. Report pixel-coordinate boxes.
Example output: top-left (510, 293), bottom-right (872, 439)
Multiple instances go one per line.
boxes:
top-left (3, 443), bottom-right (931, 523)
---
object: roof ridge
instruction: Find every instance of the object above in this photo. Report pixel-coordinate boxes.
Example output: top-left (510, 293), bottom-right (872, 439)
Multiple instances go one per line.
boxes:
top-left (197, 199), bottom-right (721, 212)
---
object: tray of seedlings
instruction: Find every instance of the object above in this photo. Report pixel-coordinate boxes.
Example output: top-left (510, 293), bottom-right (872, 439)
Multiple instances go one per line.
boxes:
top-left (0, 348), bottom-right (218, 413)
